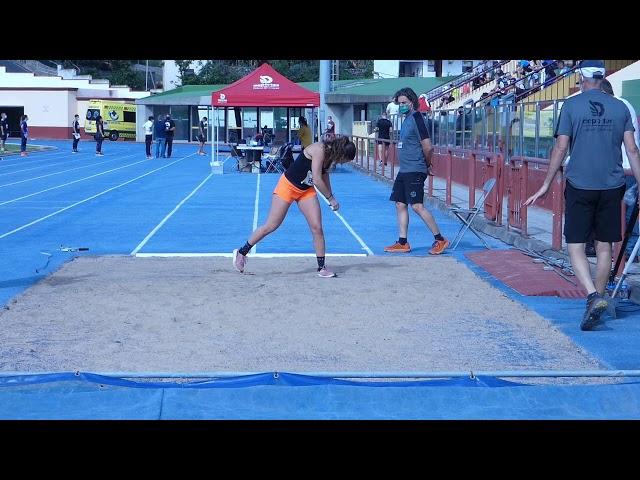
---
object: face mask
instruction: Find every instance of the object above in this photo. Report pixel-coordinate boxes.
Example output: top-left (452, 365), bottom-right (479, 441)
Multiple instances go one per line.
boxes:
top-left (398, 104), bottom-right (411, 115)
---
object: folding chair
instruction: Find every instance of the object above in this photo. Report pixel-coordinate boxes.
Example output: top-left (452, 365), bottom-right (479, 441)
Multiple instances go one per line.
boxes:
top-left (264, 143), bottom-right (292, 173)
top-left (263, 145), bottom-right (284, 173)
top-left (228, 144), bottom-right (250, 172)
top-left (450, 178), bottom-right (497, 250)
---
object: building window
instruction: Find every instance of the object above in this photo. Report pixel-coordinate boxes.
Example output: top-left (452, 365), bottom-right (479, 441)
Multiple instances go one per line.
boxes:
top-left (462, 60), bottom-right (474, 73)
top-left (427, 60), bottom-right (435, 72)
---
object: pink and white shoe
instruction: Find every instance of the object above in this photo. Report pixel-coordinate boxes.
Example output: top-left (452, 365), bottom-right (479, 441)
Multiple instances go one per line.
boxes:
top-left (317, 266), bottom-right (336, 278)
top-left (232, 249), bottom-right (247, 273)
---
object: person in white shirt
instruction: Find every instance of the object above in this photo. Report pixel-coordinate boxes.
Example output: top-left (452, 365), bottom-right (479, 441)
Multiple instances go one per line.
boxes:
top-left (143, 115), bottom-right (154, 159)
top-left (386, 98), bottom-right (400, 134)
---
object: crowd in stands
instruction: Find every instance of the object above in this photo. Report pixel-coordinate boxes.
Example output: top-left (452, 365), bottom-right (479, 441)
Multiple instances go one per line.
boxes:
top-left (431, 60), bottom-right (577, 111)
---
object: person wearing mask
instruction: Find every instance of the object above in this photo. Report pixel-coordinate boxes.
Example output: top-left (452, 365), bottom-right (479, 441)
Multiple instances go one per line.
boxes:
top-left (143, 115), bottom-right (154, 159)
top-left (71, 114), bottom-right (81, 153)
top-left (384, 87), bottom-right (449, 255)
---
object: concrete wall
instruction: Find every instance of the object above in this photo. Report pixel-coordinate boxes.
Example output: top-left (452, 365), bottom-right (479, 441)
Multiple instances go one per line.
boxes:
top-left (326, 104), bottom-right (352, 137)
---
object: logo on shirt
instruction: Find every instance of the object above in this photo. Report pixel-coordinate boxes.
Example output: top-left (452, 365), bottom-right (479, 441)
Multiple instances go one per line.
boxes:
top-left (589, 100), bottom-right (605, 117)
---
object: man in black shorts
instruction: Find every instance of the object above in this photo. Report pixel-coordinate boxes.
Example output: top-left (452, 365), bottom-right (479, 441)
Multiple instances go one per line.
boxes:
top-left (197, 116), bottom-right (207, 156)
top-left (384, 87), bottom-right (449, 256)
top-left (525, 60), bottom-right (640, 330)
top-left (374, 112), bottom-right (393, 166)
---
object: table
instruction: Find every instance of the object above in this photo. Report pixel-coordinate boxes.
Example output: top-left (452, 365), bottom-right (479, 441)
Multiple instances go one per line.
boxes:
top-left (236, 145), bottom-right (265, 172)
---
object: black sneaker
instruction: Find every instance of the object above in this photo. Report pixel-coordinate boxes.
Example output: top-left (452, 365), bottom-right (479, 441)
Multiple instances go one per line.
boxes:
top-left (580, 293), bottom-right (608, 331)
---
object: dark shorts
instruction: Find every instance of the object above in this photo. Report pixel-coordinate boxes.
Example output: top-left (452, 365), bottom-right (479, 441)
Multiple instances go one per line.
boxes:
top-left (564, 181), bottom-right (626, 243)
top-left (390, 172), bottom-right (427, 205)
top-left (0, 134), bottom-right (6, 141)
top-left (198, 134), bottom-right (206, 142)
top-left (376, 138), bottom-right (391, 146)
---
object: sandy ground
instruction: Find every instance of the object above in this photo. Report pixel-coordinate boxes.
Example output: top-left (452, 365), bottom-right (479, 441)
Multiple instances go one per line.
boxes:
top-left (0, 255), bottom-right (607, 383)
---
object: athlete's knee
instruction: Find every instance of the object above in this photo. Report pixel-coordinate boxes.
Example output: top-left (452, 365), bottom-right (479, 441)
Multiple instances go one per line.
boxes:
top-left (309, 223), bottom-right (324, 236)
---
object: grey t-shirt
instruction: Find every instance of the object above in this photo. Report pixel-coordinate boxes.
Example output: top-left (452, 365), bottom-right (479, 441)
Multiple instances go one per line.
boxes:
top-left (398, 111), bottom-right (430, 174)
top-left (555, 88), bottom-right (633, 190)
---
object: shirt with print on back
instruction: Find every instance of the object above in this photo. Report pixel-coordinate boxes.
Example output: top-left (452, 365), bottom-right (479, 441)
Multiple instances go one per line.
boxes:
top-left (555, 88), bottom-right (633, 190)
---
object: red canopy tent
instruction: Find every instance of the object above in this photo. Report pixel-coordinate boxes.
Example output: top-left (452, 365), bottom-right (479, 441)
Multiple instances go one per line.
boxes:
top-left (210, 63), bottom-right (320, 172)
top-left (211, 63), bottom-right (319, 107)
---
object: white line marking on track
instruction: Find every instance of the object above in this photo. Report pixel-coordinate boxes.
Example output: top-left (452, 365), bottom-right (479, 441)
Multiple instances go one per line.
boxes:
top-left (0, 153), bottom-right (197, 239)
top-left (130, 172), bottom-right (214, 255)
top-left (251, 173), bottom-right (260, 254)
top-left (0, 153), bottom-right (137, 188)
top-left (314, 186), bottom-right (374, 255)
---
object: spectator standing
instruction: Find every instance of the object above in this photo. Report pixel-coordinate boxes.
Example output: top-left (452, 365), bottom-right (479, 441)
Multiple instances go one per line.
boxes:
top-left (94, 115), bottom-right (105, 156)
top-left (155, 114), bottom-right (166, 158)
top-left (164, 114), bottom-right (175, 158)
top-left (374, 112), bottom-right (393, 166)
top-left (71, 114), bottom-right (81, 153)
top-left (143, 115), bottom-right (154, 159)
top-left (0, 112), bottom-right (9, 153)
top-left (20, 114), bottom-right (29, 156)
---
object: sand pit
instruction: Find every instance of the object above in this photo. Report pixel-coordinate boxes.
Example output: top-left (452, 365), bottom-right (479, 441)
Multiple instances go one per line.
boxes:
top-left (0, 255), bottom-right (604, 377)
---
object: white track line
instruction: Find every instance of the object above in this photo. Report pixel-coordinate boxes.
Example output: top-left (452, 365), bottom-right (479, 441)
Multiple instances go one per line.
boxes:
top-left (0, 156), bottom-right (147, 206)
top-left (134, 252), bottom-right (367, 257)
top-left (0, 157), bottom-right (95, 176)
top-left (0, 153), bottom-right (196, 239)
top-left (130, 172), bottom-right (214, 255)
top-left (314, 186), bottom-right (374, 256)
top-left (0, 153), bottom-right (136, 188)
top-left (251, 173), bottom-right (261, 254)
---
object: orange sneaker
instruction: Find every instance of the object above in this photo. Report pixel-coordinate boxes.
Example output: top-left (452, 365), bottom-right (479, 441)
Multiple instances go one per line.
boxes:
top-left (429, 239), bottom-right (449, 255)
top-left (384, 241), bottom-right (411, 253)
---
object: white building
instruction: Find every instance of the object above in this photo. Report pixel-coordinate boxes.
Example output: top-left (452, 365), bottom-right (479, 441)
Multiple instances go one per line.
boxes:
top-left (0, 65), bottom-right (149, 139)
top-left (374, 60), bottom-right (485, 79)
top-left (162, 60), bottom-right (205, 91)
